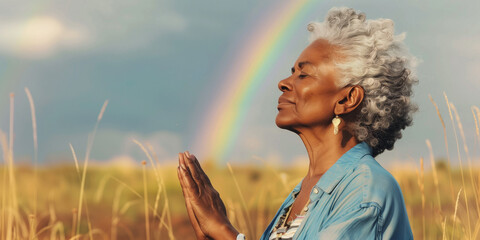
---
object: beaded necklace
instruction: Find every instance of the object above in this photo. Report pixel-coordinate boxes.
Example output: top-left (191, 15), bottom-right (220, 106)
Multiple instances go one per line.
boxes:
top-left (270, 197), bottom-right (311, 239)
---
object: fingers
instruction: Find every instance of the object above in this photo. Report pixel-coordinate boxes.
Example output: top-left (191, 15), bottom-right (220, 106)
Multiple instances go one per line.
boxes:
top-left (178, 152), bottom-right (187, 171)
top-left (177, 164), bottom-right (189, 198)
top-left (177, 160), bottom-right (188, 195)
top-left (183, 152), bottom-right (203, 182)
top-left (178, 153), bottom-right (199, 197)
top-left (184, 151), bottom-right (212, 185)
top-left (177, 167), bottom-right (208, 239)
top-left (178, 152), bottom-right (232, 239)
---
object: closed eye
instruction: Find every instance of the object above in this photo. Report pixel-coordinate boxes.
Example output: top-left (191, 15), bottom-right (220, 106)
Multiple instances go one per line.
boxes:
top-left (299, 73), bottom-right (308, 79)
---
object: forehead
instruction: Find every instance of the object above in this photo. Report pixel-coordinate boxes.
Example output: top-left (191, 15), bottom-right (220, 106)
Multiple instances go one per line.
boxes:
top-left (296, 39), bottom-right (340, 64)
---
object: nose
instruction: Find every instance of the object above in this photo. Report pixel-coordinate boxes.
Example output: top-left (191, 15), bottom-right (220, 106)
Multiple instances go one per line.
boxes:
top-left (278, 77), bottom-right (292, 92)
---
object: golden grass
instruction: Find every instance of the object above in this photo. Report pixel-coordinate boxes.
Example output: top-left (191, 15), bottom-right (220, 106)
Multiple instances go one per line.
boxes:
top-left (0, 163), bottom-right (478, 239)
top-left (141, 160), bottom-right (150, 240)
top-left (415, 157), bottom-right (426, 240)
top-left (0, 92), bottom-right (479, 239)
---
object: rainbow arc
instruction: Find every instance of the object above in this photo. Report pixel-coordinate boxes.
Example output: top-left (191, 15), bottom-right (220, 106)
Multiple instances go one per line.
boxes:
top-left (193, 0), bottom-right (317, 163)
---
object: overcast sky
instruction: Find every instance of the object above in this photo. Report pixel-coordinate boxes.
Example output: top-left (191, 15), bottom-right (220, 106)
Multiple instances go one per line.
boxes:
top-left (0, 0), bottom-right (479, 169)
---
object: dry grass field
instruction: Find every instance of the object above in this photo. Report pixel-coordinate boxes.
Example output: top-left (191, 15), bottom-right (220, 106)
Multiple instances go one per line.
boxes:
top-left (0, 162), bottom-right (479, 240)
top-left (0, 93), bottom-right (479, 239)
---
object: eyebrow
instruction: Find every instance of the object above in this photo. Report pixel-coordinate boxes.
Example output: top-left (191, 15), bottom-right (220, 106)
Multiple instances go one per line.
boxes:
top-left (298, 61), bottom-right (313, 69)
top-left (291, 61), bottom-right (313, 73)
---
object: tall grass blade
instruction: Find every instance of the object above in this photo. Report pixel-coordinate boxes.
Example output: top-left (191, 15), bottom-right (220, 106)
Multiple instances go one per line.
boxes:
top-left (76, 100), bottom-right (108, 238)
top-left (6, 93), bottom-right (18, 240)
top-left (445, 93), bottom-right (472, 238)
top-left (451, 104), bottom-right (480, 221)
top-left (94, 176), bottom-right (110, 203)
top-left (110, 176), bottom-right (142, 198)
top-left (141, 141), bottom-right (174, 239)
top-left (69, 143), bottom-right (81, 178)
top-left (442, 216), bottom-right (447, 240)
top-left (429, 95), bottom-right (455, 203)
top-left (25, 88), bottom-right (39, 217)
top-left (132, 139), bottom-right (161, 189)
top-left (71, 208), bottom-right (77, 238)
top-left (111, 186), bottom-right (124, 240)
top-left (426, 139), bottom-right (442, 211)
top-left (0, 130), bottom-right (9, 240)
top-left (227, 163), bottom-right (254, 239)
top-left (416, 157), bottom-right (426, 240)
top-left (453, 188), bottom-right (462, 239)
top-left (49, 222), bottom-right (65, 240)
top-left (472, 106), bottom-right (480, 148)
top-left (28, 214), bottom-right (36, 240)
top-left (142, 160), bottom-right (151, 240)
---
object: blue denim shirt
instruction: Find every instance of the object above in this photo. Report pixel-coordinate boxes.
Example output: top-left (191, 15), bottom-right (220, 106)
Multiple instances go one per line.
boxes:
top-left (260, 142), bottom-right (413, 240)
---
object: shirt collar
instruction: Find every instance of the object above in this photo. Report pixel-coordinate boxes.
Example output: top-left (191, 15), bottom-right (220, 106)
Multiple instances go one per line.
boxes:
top-left (290, 142), bottom-right (372, 202)
top-left (316, 142), bottom-right (372, 194)
top-left (290, 142), bottom-right (372, 200)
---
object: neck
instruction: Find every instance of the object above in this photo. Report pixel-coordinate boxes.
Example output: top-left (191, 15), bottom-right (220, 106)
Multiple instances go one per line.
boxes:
top-left (297, 125), bottom-right (358, 179)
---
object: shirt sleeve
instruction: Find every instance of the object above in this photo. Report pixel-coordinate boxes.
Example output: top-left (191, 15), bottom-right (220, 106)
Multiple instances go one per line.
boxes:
top-left (317, 203), bottom-right (382, 240)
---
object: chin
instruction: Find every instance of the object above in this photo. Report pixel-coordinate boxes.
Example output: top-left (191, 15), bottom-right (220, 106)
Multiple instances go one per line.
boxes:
top-left (275, 116), bottom-right (296, 131)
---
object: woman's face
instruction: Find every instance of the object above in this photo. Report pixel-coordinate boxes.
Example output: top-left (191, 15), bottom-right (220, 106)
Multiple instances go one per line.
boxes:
top-left (275, 39), bottom-right (342, 132)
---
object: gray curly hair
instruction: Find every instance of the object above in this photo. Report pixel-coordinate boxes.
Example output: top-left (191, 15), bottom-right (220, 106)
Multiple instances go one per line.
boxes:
top-left (307, 7), bottom-right (418, 156)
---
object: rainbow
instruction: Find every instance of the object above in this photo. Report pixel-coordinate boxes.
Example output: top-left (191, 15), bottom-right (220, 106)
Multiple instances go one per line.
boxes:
top-left (193, 0), bottom-right (318, 163)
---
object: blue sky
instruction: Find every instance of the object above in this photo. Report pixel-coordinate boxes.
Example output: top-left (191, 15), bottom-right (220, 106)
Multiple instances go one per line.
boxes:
top-left (0, 0), bottom-right (479, 168)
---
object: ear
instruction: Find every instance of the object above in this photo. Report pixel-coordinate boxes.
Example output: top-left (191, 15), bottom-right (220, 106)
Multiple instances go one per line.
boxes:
top-left (334, 85), bottom-right (364, 115)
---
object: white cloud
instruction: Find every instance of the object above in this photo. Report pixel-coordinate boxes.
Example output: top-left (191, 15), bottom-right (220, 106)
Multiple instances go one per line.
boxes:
top-left (0, 16), bottom-right (90, 58)
top-left (0, 0), bottom-right (188, 58)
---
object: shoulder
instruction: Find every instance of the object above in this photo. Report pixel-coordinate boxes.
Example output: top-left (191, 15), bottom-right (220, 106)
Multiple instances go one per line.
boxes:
top-left (316, 148), bottom-right (413, 238)
top-left (325, 154), bottom-right (404, 222)
top-left (354, 155), bottom-right (404, 207)
top-left (347, 155), bottom-right (412, 238)
top-left (333, 154), bottom-right (404, 208)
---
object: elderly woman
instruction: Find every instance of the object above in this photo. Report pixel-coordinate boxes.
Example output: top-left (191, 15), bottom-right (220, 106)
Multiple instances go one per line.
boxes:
top-left (177, 7), bottom-right (416, 240)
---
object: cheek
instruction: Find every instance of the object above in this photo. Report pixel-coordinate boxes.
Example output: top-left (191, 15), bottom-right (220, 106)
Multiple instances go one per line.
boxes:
top-left (294, 84), bottom-right (315, 104)
top-left (295, 84), bottom-right (327, 109)
top-left (296, 90), bottom-right (336, 122)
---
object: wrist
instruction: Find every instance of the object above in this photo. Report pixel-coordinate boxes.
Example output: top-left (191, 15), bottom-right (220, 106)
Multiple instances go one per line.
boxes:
top-left (236, 233), bottom-right (246, 240)
top-left (213, 223), bottom-right (238, 240)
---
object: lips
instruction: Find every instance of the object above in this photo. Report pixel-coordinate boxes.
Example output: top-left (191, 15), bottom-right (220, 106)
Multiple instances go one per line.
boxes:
top-left (277, 96), bottom-right (294, 109)
top-left (278, 96), bottom-right (294, 104)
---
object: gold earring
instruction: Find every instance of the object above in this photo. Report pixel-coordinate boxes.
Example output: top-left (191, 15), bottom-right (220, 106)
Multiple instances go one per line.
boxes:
top-left (332, 115), bottom-right (341, 135)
